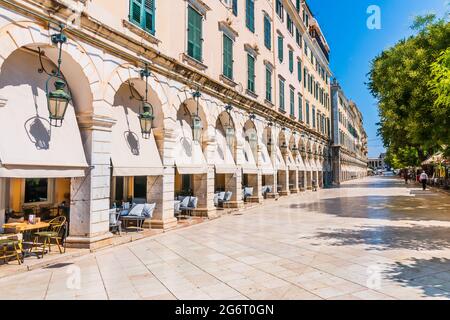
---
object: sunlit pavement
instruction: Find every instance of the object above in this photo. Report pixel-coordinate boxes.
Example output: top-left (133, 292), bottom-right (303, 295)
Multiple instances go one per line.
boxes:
top-left (1, 176), bottom-right (450, 300)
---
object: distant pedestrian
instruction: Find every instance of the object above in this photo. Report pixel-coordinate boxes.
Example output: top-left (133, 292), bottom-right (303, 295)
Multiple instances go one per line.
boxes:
top-left (404, 170), bottom-right (409, 184)
top-left (419, 171), bottom-right (429, 191)
top-left (312, 179), bottom-right (317, 192)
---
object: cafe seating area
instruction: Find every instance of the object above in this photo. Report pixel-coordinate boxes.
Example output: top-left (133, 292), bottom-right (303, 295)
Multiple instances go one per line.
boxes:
top-left (1, 207), bottom-right (69, 265)
top-left (109, 200), bottom-right (156, 234)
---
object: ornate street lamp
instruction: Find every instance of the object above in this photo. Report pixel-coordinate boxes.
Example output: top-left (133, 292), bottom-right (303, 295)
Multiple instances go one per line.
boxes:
top-left (224, 104), bottom-right (235, 148)
top-left (39, 27), bottom-right (71, 127)
top-left (192, 90), bottom-right (203, 142)
top-left (280, 141), bottom-right (288, 154)
top-left (128, 65), bottom-right (155, 139)
top-left (138, 66), bottom-right (154, 139)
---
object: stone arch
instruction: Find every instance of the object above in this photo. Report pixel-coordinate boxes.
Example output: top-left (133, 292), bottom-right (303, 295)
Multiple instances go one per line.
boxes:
top-left (215, 110), bottom-right (237, 161)
top-left (242, 119), bottom-right (258, 160)
top-left (0, 22), bottom-right (100, 114)
top-left (104, 65), bottom-right (171, 129)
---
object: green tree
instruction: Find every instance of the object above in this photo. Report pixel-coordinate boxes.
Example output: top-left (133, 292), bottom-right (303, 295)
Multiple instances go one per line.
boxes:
top-left (368, 15), bottom-right (450, 166)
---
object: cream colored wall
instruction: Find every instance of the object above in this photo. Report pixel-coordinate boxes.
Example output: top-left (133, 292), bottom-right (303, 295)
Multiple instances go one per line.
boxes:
top-left (85, 0), bottom-right (331, 134)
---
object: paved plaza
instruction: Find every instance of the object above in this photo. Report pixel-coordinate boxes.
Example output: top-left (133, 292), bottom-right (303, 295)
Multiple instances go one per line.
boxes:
top-left (1, 177), bottom-right (450, 300)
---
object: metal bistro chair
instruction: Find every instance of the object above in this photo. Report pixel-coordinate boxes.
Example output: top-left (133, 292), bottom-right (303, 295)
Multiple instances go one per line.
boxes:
top-left (0, 236), bottom-right (23, 265)
top-left (32, 216), bottom-right (67, 259)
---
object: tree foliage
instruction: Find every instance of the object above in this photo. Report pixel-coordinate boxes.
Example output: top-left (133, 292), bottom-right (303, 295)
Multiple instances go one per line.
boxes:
top-left (368, 15), bottom-right (450, 165)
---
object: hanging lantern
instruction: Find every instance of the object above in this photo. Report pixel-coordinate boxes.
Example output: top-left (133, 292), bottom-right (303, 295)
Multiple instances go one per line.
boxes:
top-left (280, 141), bottom-right (288, 153)
top-left (225, 126), bottom-right (235, 148)
top-left (292, 145), bottom-right (299, 153)
top-left (192, 90), bottom-right (203, 142)
top-left (248, 131), bottom-right (258, 154)
top-left (47, 78), bottom-right (71, 127)
top-left (139, 101), bottom-right (154, 139)
top-left (192, 114), bottom-right (203, 143)
top-left (41, 28), bottom-right (71, 127)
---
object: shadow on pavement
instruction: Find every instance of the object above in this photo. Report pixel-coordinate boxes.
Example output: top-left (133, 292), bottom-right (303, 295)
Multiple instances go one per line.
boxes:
top-left (290, 194), bottom-right (450, 221)
top-left (384, 257), bottom-right (450, 299)
top-left (302, 225), bottom-right (450, 251)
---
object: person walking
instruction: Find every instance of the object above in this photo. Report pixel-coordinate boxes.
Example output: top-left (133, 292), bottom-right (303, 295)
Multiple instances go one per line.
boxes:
top-left (419, 171), bottom-right (429, 191)
top-left (404, 169), bottom-right (409, 184)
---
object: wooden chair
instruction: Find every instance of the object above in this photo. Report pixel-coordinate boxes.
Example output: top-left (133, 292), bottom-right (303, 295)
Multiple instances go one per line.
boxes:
top-left (31, 216), bottom-right (67, 259)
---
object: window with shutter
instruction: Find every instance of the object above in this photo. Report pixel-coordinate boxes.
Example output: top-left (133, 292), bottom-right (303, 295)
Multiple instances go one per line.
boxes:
top-left (289, 50), bottom-right (293, 73)
top-left (265, 67), bottom-right (272, 102)
top-left (297, 60), bottom-right (302, 82)
top-left (264, 16), bottom-right (271, 50)
top-left (278, 35), bottom-right (283, 62)
top-left (279, 79), bottom-right (285, 111)
top-left (232, 0), bottom-right (238, 16)
top-left (129, 0), bottom-right (155, 34)
top-left (187, 6), bottom-right (203, 61)
top-left (247, 54), bottom-right (255, 92)
top-left (246, 0), bottom-right (255, 32)
top-left (306, 101), bottom-right (310, 125)
top-left (223, 34), bottom-right (233, 79)
top-left (298, 95), bottom-right (303, 122)
top-left (290, 88), bottom-right (295, 116)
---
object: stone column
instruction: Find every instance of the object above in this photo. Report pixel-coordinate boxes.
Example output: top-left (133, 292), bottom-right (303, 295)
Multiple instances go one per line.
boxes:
top-left (223, 171), bottom-right (244, 208)
top-left (67, 113), bottom-right (115, 249)
top-left (290, 169), bottom-right (300, 194)
top-left (279, 169), bottom-right (290, 196)
top-left (145, 170), bottom-right (177, 230)
top-left (148, 128), bottom-right (177, 230)
top-left (247, 172), bottom-right (263, 203)
top-left (193, 166), bottom-right (216, 218)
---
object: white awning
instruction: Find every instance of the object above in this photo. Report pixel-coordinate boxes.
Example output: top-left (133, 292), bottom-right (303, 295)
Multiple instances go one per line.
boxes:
top-left (175, 119), bottom-right (208, 175)
top-left (0, 82), bottom-right (88, 178)
top-left (259, 143), bottom-right (274, 175)
top-left (274, 145), bottom-right (287, 171)
top-left (295, 154), bottom-right (306, 171)
top-left (214, 128), bottom-right (237, 174)
top-left (110, 106), bottom-right (163, 177)
top-left (242, 138), bottom-right (258, 174)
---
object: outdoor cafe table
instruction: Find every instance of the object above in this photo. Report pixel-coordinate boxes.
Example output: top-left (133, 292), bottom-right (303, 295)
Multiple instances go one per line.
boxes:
top-left (2, 221), bottom-right (50, 257)
top-left (2, 221), bottom-right (50, 233)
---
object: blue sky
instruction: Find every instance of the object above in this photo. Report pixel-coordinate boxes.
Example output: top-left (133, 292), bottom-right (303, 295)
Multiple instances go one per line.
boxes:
top-left (308, 0), bottom-right (449, 157)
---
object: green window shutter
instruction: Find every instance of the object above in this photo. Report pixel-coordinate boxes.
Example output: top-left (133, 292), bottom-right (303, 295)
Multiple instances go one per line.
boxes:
top-left (290, 88), bottom-right (295, 116)
top-left (246, 0), bottom-right (255, 32)
top-left (306, 101), bottom-right (310, 124)
top-left (279, 79), bottom-right (285, 111)
top-left (130, 0), bottom-right (142, 25)
top-left (264, 16), bottom-right (271, 50)
top-left (130, 0), bottom-right (155, 34)
top-left (232, 0), bottom-right (238, 16)
top-left (265, 67), bottom-right (272, 102)
top-left (223, 35), bottom-right (233, 79)
top-left (312, 106), bottom-right (316, 128)
top-left (143, 0), bottom-right (155, 34)
top-left (298, 95), bottom-right (303, 121)
top-left (303, 68), bottom-right (307, 88)
top-left (289, 50), bottom-right (293, 73)
top-left (297, 60), bottom-right (302, 82)
top-left (187, 6), bottom-right (202, 61)
top-left (247, 54), bottom-right (255, 92)
top-left (278, 36), bottom-right (283, 62)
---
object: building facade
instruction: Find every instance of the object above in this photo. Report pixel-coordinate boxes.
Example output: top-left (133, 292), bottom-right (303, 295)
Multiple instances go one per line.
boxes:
top-left (330, 79), bottom-right (368, 184)
top-left (368, 153), bottom-right (387, 171)
top-left (0, 0), bottom-right (340, 248)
